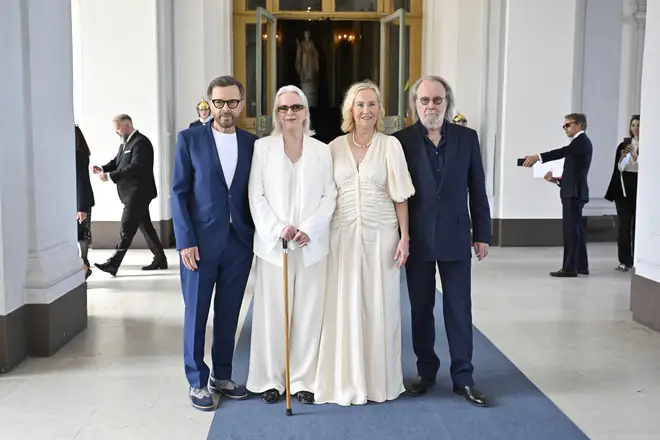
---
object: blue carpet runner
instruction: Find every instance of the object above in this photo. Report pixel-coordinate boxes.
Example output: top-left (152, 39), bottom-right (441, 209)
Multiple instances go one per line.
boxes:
top-left (208, 273), bottom-right (588, 440)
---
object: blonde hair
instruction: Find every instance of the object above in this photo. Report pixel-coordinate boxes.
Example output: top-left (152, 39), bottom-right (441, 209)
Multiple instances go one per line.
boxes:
top-left (340, 80), bottom-right (385, 133)
top-left (270, 85), bottom-right (315, 136)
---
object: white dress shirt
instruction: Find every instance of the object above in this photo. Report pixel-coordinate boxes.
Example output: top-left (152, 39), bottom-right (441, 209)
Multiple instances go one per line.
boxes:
top-left (213, 128), bottom-right (238, 222)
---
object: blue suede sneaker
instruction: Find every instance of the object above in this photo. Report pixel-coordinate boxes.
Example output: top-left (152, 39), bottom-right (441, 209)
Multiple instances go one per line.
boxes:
top-left (189, 387), bottom-right (214, 411)
top-left (209, 377), bottom-right (248, 400)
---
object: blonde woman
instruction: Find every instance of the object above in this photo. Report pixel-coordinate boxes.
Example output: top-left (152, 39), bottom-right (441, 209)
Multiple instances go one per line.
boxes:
top-left (247, 85), bottom-right (337, 405)
top-left (314, 81), bottom-right (415, 406)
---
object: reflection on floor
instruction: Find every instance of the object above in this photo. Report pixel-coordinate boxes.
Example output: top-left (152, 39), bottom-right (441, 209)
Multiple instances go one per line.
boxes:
top-left (0, 244), bottom-right (658, 439)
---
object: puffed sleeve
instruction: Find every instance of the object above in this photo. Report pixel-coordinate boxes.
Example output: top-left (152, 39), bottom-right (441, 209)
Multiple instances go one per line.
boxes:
top-left (385, 135), bottom-right (415, 202)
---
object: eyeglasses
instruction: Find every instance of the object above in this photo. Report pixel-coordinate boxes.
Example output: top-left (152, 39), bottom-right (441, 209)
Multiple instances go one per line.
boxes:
top-left (277, 104), bottom-right (305, 113)
top-left (418, 96), bottom-right (445, 106)
top-left (211, 99), bottom-right (240, 109)
top-left (562, 122), bottom-right (575, 129)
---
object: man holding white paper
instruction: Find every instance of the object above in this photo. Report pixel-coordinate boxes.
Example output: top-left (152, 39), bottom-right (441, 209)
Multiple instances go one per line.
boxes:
top-left (522, 113), bottom-right (592, 277)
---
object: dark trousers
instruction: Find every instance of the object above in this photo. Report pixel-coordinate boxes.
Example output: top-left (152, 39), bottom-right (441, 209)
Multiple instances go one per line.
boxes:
top-left (405, 258), bottom-right (474, 387)
top-left (615, 197), bottom-right (636, 267)
top-left (561, 198), bottom-right (589, 273)
top-left (181, 227), bottom-right (253, 388)
top-left (109, 201), bottom-right (165, 267)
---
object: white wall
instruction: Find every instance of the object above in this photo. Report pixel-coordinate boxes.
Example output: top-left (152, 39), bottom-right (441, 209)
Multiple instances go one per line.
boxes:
top-left (634, 0), bottom-right (660, 283)
top-left (422, 0), bottom-right (486, 134)
top-left (173, 0), bottom-right (233, 133)
top-left (71, 0), bottom-right (164, 222)
top-left (495, 0), bottom-right (579, 219)
top-left (71, 0), bottom-right (233, 224)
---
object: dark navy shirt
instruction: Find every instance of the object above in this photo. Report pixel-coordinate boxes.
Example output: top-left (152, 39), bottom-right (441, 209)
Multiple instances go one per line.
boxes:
top-left (419, 120), bottom-right (448, 187)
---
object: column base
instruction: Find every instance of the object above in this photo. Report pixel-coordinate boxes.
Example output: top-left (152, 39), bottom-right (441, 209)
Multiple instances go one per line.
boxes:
top-left (0, 282), bottom-right (87, 373)
top-left (631, 274), bottom-right (660, 332)
top-left (91, 219), bottom-right (174, 248)
top-left (491, 216), bottom-right (617, 246)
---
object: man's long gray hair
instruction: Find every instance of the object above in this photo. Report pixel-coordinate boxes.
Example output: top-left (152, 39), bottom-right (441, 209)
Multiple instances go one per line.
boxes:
top-left (409, 75), bottom-right (455, 122)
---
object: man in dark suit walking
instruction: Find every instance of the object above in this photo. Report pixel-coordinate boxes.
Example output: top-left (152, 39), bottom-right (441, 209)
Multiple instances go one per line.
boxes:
top-left (172, 76), bottom-right (258, 411)
top-left (93, 114), bottom-right (167, 275)
top-left (393, 75), bottom-right (491, 407)
top-left (523, 113), bottom-right (592, 277)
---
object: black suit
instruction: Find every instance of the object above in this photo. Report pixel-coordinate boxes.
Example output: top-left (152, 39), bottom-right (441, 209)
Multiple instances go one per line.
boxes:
top-left (75, 148), bottom-right (95, 259)
top-left (540, 132), bottom-right (592, 273)
top-left (604, 139), bottom-right (637, 267)
top-left (393, 121), bottom-right (491, 387)
top-left (102, 130), bottom-right (165, 267)
top-left (76, 149), bottom-right (95, 215)
top-left (189, 118), bottom-right (212, 128)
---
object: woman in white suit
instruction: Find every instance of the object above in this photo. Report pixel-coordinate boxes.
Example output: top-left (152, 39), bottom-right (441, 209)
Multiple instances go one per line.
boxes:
top-left (247, 85), bottom-right (337, 405)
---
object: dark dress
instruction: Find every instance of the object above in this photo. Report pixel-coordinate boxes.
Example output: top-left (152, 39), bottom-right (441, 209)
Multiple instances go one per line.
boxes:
top-left (76, 148), bottom-right (95, 244)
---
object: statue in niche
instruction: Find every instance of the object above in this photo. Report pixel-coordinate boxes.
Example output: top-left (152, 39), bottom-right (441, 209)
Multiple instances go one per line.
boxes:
top-left (295, 30), bottom-right (320, 107)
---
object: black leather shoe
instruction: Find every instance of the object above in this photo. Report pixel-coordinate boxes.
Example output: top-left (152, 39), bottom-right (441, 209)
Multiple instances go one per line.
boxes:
top-left (296, 391), bottom-right (314, 404)
top-left (142, 259), bottom-right (168, 271)
top-left (94, 262), bottom-right (118, 276)
top-left (549, 269), bottom-right (577, 277)
top-left (406, 377), bottom-right (436, 396)
top-left (453, 385), bottom-right (489, 407)
top-left (261, 389), bottom-right (280, 404)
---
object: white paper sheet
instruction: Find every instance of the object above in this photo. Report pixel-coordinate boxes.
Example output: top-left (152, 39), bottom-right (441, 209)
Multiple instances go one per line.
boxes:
top-left (532, 158), bottom-right (564, 179)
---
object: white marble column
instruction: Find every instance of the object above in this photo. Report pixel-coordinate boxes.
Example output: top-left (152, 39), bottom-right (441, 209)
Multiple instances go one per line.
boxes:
top-left (173, 0), bottom-right (233, 131)
top-left (630, 0), bottom-right (660, 331)
top-left (0, 0), bottom-right (87, 371)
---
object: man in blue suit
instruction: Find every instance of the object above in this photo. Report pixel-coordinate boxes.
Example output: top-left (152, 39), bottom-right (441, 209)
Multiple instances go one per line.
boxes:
top-left (393, 75), bottom-right (491, 407)
top-left (172, 76), bottom-right (258, 411)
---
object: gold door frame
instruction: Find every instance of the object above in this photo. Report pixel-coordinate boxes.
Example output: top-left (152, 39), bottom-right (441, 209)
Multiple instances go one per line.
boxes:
top-left (233, 0), bottom-right (423, 132)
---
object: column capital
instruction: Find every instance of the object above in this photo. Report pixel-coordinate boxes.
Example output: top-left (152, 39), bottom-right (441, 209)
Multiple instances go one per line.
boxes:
top-left (634, 0), bottom-right (647, 23)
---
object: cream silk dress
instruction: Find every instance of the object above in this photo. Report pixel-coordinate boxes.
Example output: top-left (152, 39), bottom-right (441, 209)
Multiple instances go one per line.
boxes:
top-left (314, 131), bottom-right (415, 406)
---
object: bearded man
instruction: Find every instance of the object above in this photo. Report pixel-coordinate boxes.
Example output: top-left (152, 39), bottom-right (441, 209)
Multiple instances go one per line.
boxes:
top-left (393, 75), bottom-right (492, 407)
top-left (172, 75), bottom-right (258, 411)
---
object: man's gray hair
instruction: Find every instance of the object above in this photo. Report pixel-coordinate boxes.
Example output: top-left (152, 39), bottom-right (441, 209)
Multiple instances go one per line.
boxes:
top-left (206, 75), bottom-right (245, 100)
top-left (271, 85), bottom-right (315, 136)
top-left (112, 114), bottom-right (133, 124)
top-left (409, 75), bottom-right (455, 122)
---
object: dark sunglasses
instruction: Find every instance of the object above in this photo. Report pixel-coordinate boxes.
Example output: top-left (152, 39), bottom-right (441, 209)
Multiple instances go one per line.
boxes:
top-left (418, 96), bottom-right (445, 106)
top-left (562, 122), bottom-right (575, 129)
top-left (212, 99), bottom-right (240, 109)
top-left (277, 104), bottom-right (306, 113)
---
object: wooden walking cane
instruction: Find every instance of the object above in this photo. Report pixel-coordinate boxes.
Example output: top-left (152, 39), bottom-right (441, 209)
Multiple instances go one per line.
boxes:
top-left (282, 238), bottom-right (293, 416)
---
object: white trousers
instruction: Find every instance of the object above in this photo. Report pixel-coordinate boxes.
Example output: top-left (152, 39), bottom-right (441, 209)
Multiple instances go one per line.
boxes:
top-left (246, 250), bottom-right (328, 395)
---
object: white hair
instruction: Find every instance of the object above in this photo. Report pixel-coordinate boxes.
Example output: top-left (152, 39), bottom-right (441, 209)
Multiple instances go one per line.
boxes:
top-left (270, 85), bottom-right (315, 136)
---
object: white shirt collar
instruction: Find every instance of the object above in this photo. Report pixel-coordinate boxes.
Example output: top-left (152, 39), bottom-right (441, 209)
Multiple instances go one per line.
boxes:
top-left (572, 130), bottom-right (584, 140)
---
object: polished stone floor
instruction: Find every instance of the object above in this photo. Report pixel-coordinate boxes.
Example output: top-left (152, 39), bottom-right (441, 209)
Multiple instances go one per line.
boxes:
top-left (0, 244), bottom-right (658, 439)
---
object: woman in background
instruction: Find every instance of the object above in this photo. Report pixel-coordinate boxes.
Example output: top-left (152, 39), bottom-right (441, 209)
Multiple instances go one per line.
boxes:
top-left (604, 114), bottom-right (640, 272)
top-left (75, 125), bottom-right (95, 279)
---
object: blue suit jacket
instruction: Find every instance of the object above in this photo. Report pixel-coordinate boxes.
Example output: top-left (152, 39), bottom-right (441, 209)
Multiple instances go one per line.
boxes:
top-left (393, 121), bottom-right (491, 262)
top-left (171, 123), bottom-right (258, 257)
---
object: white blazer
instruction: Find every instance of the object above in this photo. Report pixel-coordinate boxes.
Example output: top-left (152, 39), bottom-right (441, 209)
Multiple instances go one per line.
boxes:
top-left (248, 134), bottom-right (337, 267)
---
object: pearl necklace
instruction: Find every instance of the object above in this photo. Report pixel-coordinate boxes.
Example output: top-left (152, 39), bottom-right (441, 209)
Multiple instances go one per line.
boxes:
top-left (352, 132), bottom-right (375, 149)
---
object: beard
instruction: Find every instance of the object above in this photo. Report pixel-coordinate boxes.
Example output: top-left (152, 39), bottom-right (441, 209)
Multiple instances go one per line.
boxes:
top-left (216, 111), bottom-right (236, 129)
top-left (421, 113), bottom-right (444, 130)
